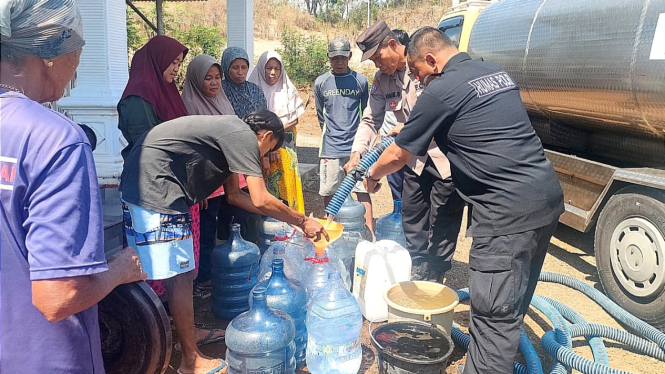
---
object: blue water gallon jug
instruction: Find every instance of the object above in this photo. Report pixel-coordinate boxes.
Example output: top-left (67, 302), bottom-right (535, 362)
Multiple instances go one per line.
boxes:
top-left (226, 287), bottom-right (296, 374)
top-left (258, 216), bottom-right (290, 254)
top-left (334, 195), bottom-right (367, 250)
top-left (211, 223), bottom-right (261, 320)
top-left (259, 231), bottom-right (305, 284)
top-left (251, 259), bottom-right (308, 370)
top-left (375, 200), bottom-right (407, 247)
top-left (306, 271), bottom-right (363, 374)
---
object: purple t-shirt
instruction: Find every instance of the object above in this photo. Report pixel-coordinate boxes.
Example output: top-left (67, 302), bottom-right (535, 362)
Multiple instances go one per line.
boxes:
top-left (0, 91), bottom-right (108, 373)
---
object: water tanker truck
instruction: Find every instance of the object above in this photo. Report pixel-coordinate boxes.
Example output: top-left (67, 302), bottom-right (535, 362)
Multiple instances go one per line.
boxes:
top-left (438, 0), bottom-right (665, 329)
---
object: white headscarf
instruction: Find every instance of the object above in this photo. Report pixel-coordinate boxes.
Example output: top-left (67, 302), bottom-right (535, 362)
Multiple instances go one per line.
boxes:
top-left (248, 51), bottom-right (304, 126)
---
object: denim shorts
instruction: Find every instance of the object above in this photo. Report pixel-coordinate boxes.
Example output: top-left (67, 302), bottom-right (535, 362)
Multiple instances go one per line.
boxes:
top-left (122, 201), bottom-right (195, 280)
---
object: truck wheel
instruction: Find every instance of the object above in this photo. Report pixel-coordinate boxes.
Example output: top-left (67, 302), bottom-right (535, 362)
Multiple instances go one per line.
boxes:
top-left (595, 187), bottom-right (665, 331)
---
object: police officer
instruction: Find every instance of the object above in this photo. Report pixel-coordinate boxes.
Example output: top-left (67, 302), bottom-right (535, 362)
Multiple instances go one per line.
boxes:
top-left (364, 27), bottom-right (565, 374)
top-left (346, 20), bottom-right (463, 282)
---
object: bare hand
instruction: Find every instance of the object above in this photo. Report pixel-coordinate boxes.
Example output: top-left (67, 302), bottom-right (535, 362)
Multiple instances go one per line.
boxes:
top-left (269, 151), bottom-right (281, 163)
top-left (344, 152), bottom-right (361, 173)
top-left (364, 176), bottom-right (382, 194)
top-left (261, 156), bottom-right (271, 179)
top-left (387, 123), bottom-right (404, 137)
top-left (301, 217), bottom-right (330, 242)
top-left (200, 199), bottom-right (209, 211)
top-left (109, 247), bottom-right (147, 284)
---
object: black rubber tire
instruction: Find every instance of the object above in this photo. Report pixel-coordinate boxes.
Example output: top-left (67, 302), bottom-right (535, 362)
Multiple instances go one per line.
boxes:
top-left (595, 186), bottom-right (665, 332)
top-left (98, 282), bottom-right (172, 374)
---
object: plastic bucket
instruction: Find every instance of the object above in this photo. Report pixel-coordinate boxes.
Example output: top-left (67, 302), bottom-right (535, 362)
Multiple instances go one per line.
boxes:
top-left (369, 319), bottom-right (454, 374)
top-left (384, 281), bottom-right (459, 336)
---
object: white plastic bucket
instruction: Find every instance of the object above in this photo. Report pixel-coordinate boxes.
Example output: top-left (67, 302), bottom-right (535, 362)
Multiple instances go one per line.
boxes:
top-left (384, 281), bottom-right (459, 336)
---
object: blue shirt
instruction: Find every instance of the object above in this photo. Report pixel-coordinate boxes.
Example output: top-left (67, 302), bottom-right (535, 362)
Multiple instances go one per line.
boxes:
top-left (0, 91), bottom-right (107, 373)
top-left (314, 69), bottom-right (368, 158)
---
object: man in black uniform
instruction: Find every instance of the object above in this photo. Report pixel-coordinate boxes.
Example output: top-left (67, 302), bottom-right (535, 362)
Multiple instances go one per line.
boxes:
top-left (363, 27), bottom-right (564, 374)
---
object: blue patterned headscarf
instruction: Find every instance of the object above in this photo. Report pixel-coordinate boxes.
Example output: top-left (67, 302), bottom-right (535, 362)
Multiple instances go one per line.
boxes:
top-left (0, 0), bottom-right (85, 59)
top-left (220, 47), bottom-right (267, 118)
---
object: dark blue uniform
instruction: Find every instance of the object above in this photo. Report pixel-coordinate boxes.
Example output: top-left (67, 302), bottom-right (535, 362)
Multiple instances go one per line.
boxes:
top-left (397, 53), bottom-right (564, 374)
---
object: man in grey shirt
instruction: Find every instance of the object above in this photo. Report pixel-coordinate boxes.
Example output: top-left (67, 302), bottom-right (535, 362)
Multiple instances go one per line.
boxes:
top-left (315, 36), bottom-right (372, 234)
top-left (121, 111), bottom-right (328, 373)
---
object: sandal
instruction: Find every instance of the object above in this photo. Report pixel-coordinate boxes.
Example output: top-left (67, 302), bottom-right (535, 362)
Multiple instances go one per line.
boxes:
top-left (175, 329), bottom-right (225, 352)
top-left (176, 358), bottom-right (226, 374)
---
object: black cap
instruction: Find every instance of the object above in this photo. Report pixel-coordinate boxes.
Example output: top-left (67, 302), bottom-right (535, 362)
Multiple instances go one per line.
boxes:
top-left (356, 20), bottom-right (392, 61)
top-left (328, 36), bottom-right (351, 58)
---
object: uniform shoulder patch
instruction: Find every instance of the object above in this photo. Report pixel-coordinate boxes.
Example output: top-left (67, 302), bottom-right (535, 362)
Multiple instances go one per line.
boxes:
top-left (468, 72), bottom-right (516, 98)
top-left (371, 80), bottom-right (379, 94)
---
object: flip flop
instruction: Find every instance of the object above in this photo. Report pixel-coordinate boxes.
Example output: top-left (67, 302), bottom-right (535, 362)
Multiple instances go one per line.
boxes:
top-left (174, 329), bottom-right (226, 352)
top-left (176, 358), bottom-right (227, 374)
top-left (198, 329), bottom-right (225, 346)
top-left (194, 282), bottom-right (212, 291)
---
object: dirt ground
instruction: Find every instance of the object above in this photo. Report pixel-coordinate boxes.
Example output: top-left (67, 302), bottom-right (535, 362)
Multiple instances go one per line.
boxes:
top-left (164, 94), bottom-right (665, 374)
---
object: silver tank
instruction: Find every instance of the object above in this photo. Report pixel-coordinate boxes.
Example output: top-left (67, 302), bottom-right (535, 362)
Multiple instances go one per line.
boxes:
top-left (467, 0), bottom-right (665, 166)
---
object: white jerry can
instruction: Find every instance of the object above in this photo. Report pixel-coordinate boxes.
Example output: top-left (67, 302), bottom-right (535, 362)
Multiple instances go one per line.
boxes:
top-left (352, 240), bottom-right (412, 321)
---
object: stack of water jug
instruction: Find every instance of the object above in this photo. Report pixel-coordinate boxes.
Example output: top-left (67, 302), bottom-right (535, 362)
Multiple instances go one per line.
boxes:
top-left (211, 195), bottom-right (412, 373)
top-left (213, 221), bottom-right (364, 373)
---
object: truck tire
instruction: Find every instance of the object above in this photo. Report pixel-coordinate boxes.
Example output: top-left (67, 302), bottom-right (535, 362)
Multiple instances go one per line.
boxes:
top-left (595, 186), bottom-right (665, 331)
top-left (98, 282), bottom-right (172, 374)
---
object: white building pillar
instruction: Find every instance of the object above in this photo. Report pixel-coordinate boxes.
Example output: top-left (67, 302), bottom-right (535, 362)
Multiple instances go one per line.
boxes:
top-left (58, 0), bottom-right (128, 186)
top-left (227, 0), bottom-right (255, 66)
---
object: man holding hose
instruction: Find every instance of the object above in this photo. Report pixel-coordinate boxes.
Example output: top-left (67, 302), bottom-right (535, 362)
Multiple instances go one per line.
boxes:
top-left (346, 20), bottom-right (463, 282)
top-left (363, 27), bottom-right (564, 374)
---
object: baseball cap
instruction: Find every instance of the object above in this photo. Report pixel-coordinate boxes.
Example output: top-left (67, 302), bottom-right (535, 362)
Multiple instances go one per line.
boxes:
top-left (328, 36), bottom-right (351, 58)
top-left (356, 20), bottom-right (392, 62)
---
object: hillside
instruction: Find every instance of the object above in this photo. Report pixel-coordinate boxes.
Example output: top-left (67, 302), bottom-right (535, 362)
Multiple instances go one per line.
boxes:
top-left (128, 0), bottom-right (453, 52)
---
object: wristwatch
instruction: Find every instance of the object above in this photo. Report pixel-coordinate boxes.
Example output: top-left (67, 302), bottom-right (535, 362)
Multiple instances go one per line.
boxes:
top-left (366, 166), bottom-right (381, 183)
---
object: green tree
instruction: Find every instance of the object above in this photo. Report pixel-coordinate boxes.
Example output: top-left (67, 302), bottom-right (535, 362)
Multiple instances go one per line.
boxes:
top-left (279, 26), bottom-right (329, 86)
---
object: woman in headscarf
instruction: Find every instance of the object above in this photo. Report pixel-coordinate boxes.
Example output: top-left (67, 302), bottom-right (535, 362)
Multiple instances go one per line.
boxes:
top-left (0, 1), bottom-right (145, 372)
top-left (182, 54), bottom-right (254, 291)
top-left (118, 38), bottom-right (225, 373)
top-left (118, 36), bottom-right (191, 298)
top-left (213, 47), bottom-right (267, 245)
top-left (220, 46), bottom-right (267, 117)
top-left (249, 51), bottom-right (305, 213)
top-left (182, 53), bottom-right (234, 116)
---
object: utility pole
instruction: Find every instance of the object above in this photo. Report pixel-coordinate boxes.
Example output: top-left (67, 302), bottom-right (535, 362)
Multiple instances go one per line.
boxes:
top-left (155, 0), bottom-right (165, 35)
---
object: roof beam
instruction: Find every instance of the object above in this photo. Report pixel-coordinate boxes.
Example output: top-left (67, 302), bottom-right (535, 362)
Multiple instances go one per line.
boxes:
top-left (126, 0), bottom-right (159, 34)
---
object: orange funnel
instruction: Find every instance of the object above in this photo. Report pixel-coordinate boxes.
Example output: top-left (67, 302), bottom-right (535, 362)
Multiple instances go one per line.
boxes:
top-left (312, 219), bottom-right (345, 255)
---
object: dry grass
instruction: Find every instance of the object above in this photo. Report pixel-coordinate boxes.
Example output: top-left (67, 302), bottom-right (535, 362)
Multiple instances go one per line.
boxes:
top-left (130, 0), bottom-right (453, 41)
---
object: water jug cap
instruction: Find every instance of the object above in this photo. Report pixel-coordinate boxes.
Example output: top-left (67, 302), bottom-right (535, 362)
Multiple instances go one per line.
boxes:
top-left (231, 223), bottom-right (241, 230)
top-left (274, 230), bottom-right (289, 241)
top-left (305, 256), bottom-right (329, 264)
